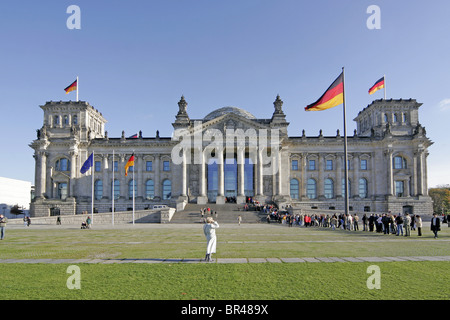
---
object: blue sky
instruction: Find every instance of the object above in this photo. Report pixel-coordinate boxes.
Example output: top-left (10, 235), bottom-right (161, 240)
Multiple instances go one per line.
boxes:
top-left (0, 0), bottom-right (449, 188)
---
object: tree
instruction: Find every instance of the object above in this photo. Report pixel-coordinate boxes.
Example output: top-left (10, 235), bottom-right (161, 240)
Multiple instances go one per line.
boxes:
top-left (429, 186), bottom-right (450, 214)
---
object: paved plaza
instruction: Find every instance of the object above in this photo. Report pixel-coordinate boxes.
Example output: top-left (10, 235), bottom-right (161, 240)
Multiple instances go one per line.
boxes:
top-left (0, 256), bottom-right (449, 264)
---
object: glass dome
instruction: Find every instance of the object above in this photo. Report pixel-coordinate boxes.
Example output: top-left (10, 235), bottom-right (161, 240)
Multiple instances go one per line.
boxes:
top-left (203, 106), bottom-right (256, 121)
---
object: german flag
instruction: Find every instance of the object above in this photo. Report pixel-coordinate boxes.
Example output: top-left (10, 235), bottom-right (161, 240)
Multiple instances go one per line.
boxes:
top-left (64, 79), bottom-right (77, 94)
top-left (305, 72), bottom-right (344, 111)
top-left (368, 76), bottom-right (385, 95)
top-left (125, 153), bottom-right (135, 176)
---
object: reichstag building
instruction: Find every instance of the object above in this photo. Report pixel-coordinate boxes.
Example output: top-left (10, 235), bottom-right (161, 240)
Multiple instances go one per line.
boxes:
top-left (30, 95), bottom-right (433, 217)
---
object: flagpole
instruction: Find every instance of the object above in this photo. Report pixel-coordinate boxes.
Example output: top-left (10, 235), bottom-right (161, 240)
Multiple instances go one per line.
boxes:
top-left (383, 74), bottom-right (386, 100)
top-left (91, 150), bottom-right (94, 226)
top-left (342, 67), bottom-right (349, 216)
top-left (76, 76), bottom-right (79, 102)
top-left (132, 151), bottom-right (135, 225)
top-left (112, 150), bottom-right (115, 225)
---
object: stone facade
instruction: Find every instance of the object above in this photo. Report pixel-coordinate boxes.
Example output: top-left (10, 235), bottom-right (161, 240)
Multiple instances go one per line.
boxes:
top-left (29, 96), bottom-right (434, 218)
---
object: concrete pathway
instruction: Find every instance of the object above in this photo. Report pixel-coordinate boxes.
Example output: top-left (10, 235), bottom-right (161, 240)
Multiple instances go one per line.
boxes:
top-left (0, 256), bottom-right (449, 264)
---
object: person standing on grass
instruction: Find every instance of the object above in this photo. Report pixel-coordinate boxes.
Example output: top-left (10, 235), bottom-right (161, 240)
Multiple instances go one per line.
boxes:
top-left (404, 213), bottom-right (411, 237)
top-left (0, 214), bottom-right (7, 240)
top-left (431, 213), bottom-right (441, 239)
top-left (395, 214), bottom-right (404, 236)
top-left (415, 215), bottom-right (422, 237)
top-left (203, 216), bottom-right (219, 262)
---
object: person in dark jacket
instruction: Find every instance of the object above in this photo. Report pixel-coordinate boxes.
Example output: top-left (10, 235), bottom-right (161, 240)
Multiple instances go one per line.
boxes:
top-left (430, 214), bottom-right (441, 238)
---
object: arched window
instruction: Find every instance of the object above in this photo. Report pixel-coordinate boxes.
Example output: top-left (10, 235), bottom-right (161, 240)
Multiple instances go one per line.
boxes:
top-left (63, 115), bottom-right (69, 125)
top-left (307, 178), bottom-right (317, 199)
top-left (113, 180), bottom-right (120, 200)
top-left (384, 114), bottom-right (388, 123)
top-left (342, 179), bottom-right (351, 197)
top-left (55, 158), bottom-right (70, 171)
top-left (359, 178), bottom-right (368, 198)
top-left (162, 180), bottom-right (171, 200)
top-left (54, 115), bottom-right (60, 127)
top-left (324, 178), bottom-right (334, 199)
top-left (94, 180), bottom-right (103, 200)
top-left (290, 179), bottom-right (299, 200)
top-left (128, 179), bottom-right (137, 199)
top-left (146, 179), bottom-right (155, 200)
top-left (72, 115), bottom-right (78, 125)
top-left (393, 156), bottom-right (407, 169)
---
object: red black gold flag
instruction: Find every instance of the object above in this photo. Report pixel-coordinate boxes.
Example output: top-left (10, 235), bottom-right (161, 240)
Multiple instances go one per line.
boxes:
top-left (305, 72), bottom-right (344, 111)
top-left (64, 79), bottom-right (78, 94)
top-left (125, 154), bottom-right (135, 176)
top-left (368, 77), bottom-right (385, 95)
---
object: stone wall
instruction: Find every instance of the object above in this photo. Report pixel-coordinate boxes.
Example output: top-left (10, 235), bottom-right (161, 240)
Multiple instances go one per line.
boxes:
top-left (15, 208), bottom-right (175, 225)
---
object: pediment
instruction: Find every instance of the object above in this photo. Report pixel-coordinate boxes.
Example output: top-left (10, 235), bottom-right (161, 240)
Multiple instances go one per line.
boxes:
top-left (191, 112), bottom-right (270, 135)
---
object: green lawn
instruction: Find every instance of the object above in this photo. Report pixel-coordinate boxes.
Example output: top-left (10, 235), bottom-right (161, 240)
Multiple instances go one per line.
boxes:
top-left (0, 223), bottom-right (449, 300)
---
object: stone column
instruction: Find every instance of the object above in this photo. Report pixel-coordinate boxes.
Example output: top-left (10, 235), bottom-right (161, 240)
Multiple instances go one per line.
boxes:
top-left (120, 154), bottom-right (127, 199)
top-left (386, 150), bottom-right (394, 196)
top-left (154, 154), bottom-right (161, 198)
top-left (69, 151), bottom-right (77, 198)
top-left (318, 154), bottom-right (324, 199)
top-left (353, 154), bottom-right (360, 198)
top-left (412, 152), bottom-right (418, 196)
top-left (216, 148), bottom-right (225, 204)
top-left (136, 154), bottom-right (143, 199)
top-left (423, 152), bottom-right (429, 196)
top-left (198, 148), bottom-right (207, 204)
top-left (277, 149), bottom-right (282, 195)
top-left (181, 151), bottom-right (187, 197)
top-left (237, 146), bottom-right (245, 202)
top-left (336, 153), bottom-right (342, 198)
top-left (34, 151), bottom-right (47, 198)
top-left (300, 153), bottom-right (307, 199)
top-left (102, 154), bottom-right (109, 199)
top-left (256, 147), bottom-right (264, 197)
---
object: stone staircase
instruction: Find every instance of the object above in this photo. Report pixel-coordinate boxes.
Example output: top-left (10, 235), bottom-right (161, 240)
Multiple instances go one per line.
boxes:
top-left (170, 203), bottom-right (268, 224)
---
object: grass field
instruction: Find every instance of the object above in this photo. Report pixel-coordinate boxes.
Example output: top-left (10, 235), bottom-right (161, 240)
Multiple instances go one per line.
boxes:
top-left (0, 222), bottom-right (449, 300)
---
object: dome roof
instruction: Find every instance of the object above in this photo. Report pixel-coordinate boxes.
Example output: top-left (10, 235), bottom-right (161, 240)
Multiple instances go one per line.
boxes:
top-left (203, 106), bottom-right (256, 121)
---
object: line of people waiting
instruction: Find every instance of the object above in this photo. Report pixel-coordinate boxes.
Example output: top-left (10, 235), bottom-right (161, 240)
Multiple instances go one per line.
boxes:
top-left (266, 211), bottom-right (445, 238)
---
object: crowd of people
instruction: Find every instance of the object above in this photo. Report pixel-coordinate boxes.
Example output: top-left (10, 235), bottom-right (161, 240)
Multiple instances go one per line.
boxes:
top-left (266, 210), bottom-right (447, 238)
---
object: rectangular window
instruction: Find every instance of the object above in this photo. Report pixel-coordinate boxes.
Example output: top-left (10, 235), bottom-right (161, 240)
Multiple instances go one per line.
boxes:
top-left (326, 160), bottom-right (333, 170)
top-left (113, 161), bottom-right (118, 172)
top-left (95, 161), bottom-right (101, 172)
top-left (291, 160), bottom-right (298, 171)
top-left (146, 161), bottom-right (153, 171)
top-left (395, 181), bottom-right (404, 197)
top-left (163, 161), bottom-right (170, 171)
top-left (308, 160), bottom-right (316, 170)
top-left (360, 159), bottom-right (368, 170)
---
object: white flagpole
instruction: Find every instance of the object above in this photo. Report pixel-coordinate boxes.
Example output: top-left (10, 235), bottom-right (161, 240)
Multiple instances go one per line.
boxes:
top-left (91, 150), bottom-right (94, 226)
top-left (76, 76), bottom-right (79, 102)
top-left (132, 152), bottom-right (135, 225)
top-left (384, 74), bottom-right (386, 100)
top-left (112, 150), bottom-right (115, 225)
top-left (342, 67), bottom-right (349, 216)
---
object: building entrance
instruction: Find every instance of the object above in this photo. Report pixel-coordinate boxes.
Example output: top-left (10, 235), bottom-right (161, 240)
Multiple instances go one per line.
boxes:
top-left (206, 155), bottom-right (254, 203)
